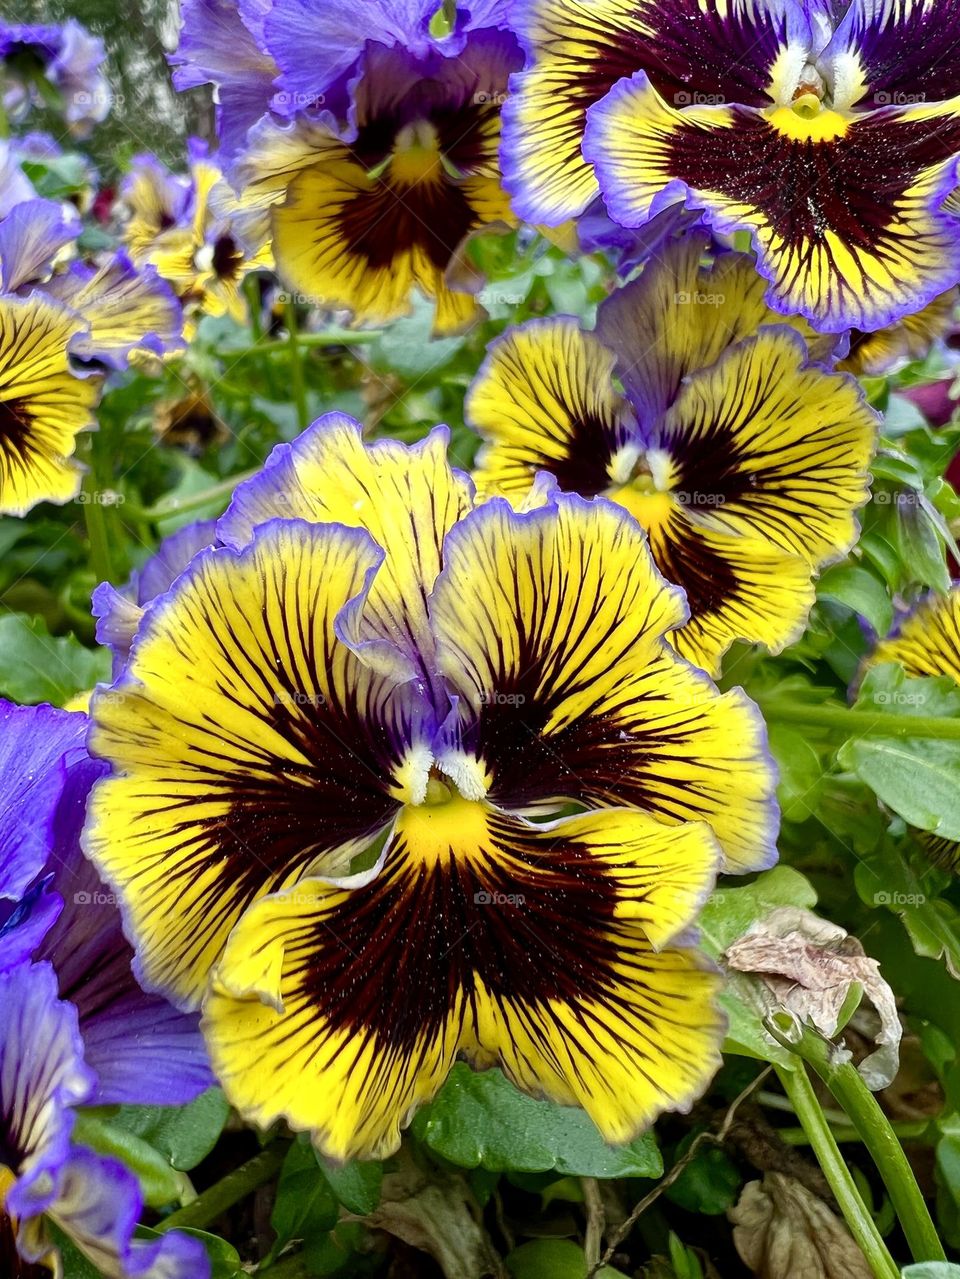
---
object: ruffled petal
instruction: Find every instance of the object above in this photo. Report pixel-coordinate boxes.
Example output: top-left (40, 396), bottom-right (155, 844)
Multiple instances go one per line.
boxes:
top-left (639, 511), bottom-right (816, 674)
top-left (0, 963), bottom-right (93, 1223)
top-left (0, 294), bottom-right (98, 517)
top-left (822, 0), bottom-right (960, 111)
top-left (594, 236), bottom-right (840, 423)
top-left (654, 327), bottom-right (877, 565)
top-left (467, 317), bottom-right (636, 497)
top-left (430, 495), bottom-right (777, 872)
top-left (501, 0), bottom-right (811, 223)
top-left (0, 702), bottom-right (85, 903)
top-left (44, 253), bottom-right (185, 369)
top-left (204, 802), bottom-right (722, 1159)
top-left (39, 749), bottom-right (214, 1106)
top-left (869, 587), bottom-right (960, 684)
top-left (41, 1147), bottom-right (210, 1279)
top-left (84, 521), bottom-right (421, 1009)
top-left (0, 198), bottom-right (80, 293)
top-left (585, 75), bottom-right (960, 330)
top-left (219, 414), bottom-right (474, 683)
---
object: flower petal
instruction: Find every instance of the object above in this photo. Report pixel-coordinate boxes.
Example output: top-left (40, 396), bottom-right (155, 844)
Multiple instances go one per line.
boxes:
top-left (1, 962), bottom-right (93, 1222)
top-left (43, 1147), bottom-right (210, 1279)
top-left (84, 520), bottom-right (419, 1009)
top-left (585, 74), bottom-right (960, 330)
top-left (220, 413), bottom-right (474, 683)
top-left (204, 802), bottom-right (723, 1160)
top-left (0, 197), bottom-right (80, 293)
top-left (40, 749), bottom-right (214, 1106)
top-left (655, 327), bottom-right (877, 565)
top-left (594, 235), bottom-right (839, 423)
top-left (0, 702), bottom-right (86, 903)
top-left (501, 0), bottom-right (811, 223)
top-left (640, 512), bottom-right (816, 674)
top-left (466, 316), bottom-right (635, 497)
top-left (44, 252), bottom-right (185, 370)
top-left (430, 495), bottom-right (777, 872)
top-left (822, 0), bottom-right (960, 111)
top-left (0, 294), bottom-right (98, 517)
top-left (869, 587), bottom-right (960, 683)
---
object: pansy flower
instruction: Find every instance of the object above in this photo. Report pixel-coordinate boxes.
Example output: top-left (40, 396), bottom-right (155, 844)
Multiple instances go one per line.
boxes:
top-left (0, 701), bottom-right (211, 1277)
top-left (222, 1), bottom-right (522, 333)
top-left (865, 588), bottom-right (960, 871)
top-left (465, 236), bottom-right (877, 674)
top-left (0, 198), bottom-right (185, 370)
top-left (122, 143), bottom-right (271, 326)
top-left (0, 290), bottom-right (97, 517)
top-left (838, 289), bottom-right (959, 378)
top-left (84, 413), bottom-right (777, 1160)
top-left (0, 19), bottom-right (111, 137)
top-left (504, 0), bottom-right (960, 331)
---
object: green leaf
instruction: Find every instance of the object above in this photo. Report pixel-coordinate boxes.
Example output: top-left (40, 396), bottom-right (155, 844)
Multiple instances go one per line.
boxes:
top-left (0, 614), bottom-right (110, 705)
top-left (817, 563), bottom-right (893, 637)
top-left (72, 1112), bottom-right (192, 1208)
top-left (699, 867), bottom-right (817, 1066)
top-left (316, 1154), bottom-right (382, 1214)
top-left (412, 1064), bottom-right (662, 1178)
top-left (840, 666), bottom-right (960, 840)
top-left (769, 724), bottom-right (825, 822)
top-left (506, 1239), bottom-right (627, 1279)
top-left (901, 1266), bottom-right (960, 1278)
top-left (664, 1138), bottom-right (741, 1215)
top-left (267, 1139), bottom-right (340, 1263)
top-left (106, 1089), bottom-right (231, 1171)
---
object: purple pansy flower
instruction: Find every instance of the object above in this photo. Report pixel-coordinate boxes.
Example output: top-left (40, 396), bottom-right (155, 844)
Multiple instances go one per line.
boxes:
top-left (0, 701), bottom-right (211, 1277)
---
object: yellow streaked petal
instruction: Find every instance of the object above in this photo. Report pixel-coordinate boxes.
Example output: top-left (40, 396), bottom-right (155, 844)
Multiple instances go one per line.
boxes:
top-left (467, 316), bottom-right (633, 498)
top-left (430, 495), bottom-right (777, 872)
top-left (219, 414), bottom-right (475, 680)
top-left (658, 327), bottom-right (877, 566)
top-left (84, 520), bottom-right (416, 1009)
top-left (0, 294), bottom-right (98, 517)
top-left (204, 801), bottom-right (723, 1159)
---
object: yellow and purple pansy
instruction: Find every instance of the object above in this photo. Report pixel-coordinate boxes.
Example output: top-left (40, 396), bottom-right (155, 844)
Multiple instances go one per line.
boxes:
top-left (466, 236), bottom-right (878, 674)
top-left (504, 0), bottom-right (960, 331)
top-left (83, 414), bottom-right (778, 1161)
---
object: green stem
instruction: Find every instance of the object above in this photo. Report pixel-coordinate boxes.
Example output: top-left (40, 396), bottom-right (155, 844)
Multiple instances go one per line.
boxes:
top-left (773, 1019), bottom-right (945, 1264)
top-left (758, 696), bottom-right (960, 741)
top-left (780, 1120), bottom-right (930, 1147)
top-left (285, 302), bottom-right (309, 431)
top-left (129, 468), bottom-right (260, 523)
top-left (245, 275), bottom-right (263, 343)
top-left (157, 1144), bottom-right (287, 1234)
top-left (260, 1252), bottom-right (313, 1277)
top-left (776, 1064), bottom-right (900, 1279)
top-left (81, 435), bottom-right (118, 584)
